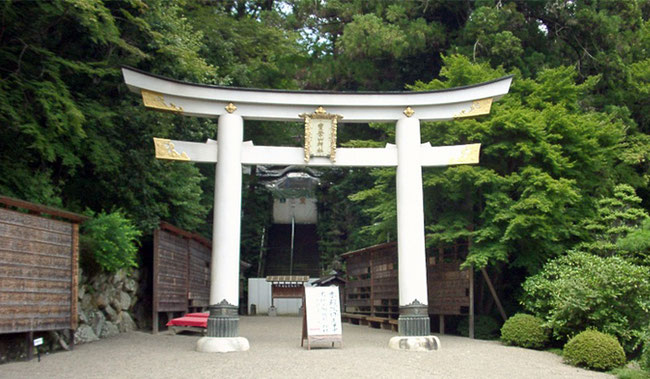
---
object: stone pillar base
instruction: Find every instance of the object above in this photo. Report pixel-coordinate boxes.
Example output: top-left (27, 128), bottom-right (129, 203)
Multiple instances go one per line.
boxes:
top-left (388, 336), bottom-right (441, 352)
top-left (398, 300), bottom-right (430, 336)
top-left (268, 306), bottom-right (277, 317)
top-left (196, 337), bottom-right (250, 353)
top-left (207, 300), bottom-right (239, 337)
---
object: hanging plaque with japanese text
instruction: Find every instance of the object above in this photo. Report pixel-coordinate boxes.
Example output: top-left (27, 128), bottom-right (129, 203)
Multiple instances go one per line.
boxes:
top-left (300, 107), bottom-right (341, 163)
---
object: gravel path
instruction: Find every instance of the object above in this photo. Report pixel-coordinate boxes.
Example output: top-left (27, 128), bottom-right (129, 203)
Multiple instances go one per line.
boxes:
top-left (1, 316), bottom-right (613, 379)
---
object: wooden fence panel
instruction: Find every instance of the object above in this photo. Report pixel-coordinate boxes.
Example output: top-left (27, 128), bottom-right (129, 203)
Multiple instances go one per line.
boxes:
top-left (153, 229), bottom-right (189, 313)
top-left (0, 206), bottom-right (79, 334)
top-left (342, 241), bottom-right (471, 320)
top-left (152, 223), bottom-right (215, 333)
top-left (188, 239), bottom-right (210, 308)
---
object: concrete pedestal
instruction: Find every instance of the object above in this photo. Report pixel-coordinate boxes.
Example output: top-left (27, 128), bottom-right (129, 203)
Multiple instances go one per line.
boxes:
top-left (388, 336), bottom-right (441, 351)
top-left (196, 337), bottom-right (250, 353)
top-left (268, 306), bottom-right (277, 317)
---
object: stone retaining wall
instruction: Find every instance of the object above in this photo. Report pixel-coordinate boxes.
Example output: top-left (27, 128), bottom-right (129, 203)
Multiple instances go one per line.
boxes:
top-left (74, 268), bottom-right (140, 344)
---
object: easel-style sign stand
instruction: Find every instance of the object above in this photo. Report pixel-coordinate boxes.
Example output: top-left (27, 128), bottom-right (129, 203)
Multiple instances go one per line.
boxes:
top-left (302, 286), bottom-right (342, 350)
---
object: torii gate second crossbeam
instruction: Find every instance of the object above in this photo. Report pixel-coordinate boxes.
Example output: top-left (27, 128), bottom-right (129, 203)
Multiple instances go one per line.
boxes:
top-left (122, 67), bottom-right (512, 352)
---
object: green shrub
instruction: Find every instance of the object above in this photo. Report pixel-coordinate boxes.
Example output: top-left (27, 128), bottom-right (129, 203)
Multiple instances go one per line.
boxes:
top-left (500, 313), bottom-right (549, 349)
top-left (81, 211), bottom-right (141, 273)
top-left (521, 251), bottom-right (650, 353)
top-left (641, 329), bottom-right (650, 372)
top-left (610, 367), bottom-right (650, 379)
top-left (563, 330), bottom-right (625, 371)
top-left (457, 315), bottom-right (500, 340)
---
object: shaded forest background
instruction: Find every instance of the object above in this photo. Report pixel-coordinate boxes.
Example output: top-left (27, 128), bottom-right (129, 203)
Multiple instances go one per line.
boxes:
top-left (1, 0), bottom-right (649, 322)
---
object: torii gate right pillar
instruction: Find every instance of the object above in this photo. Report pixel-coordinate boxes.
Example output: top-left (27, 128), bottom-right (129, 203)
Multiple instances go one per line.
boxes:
top-left (389, 115), bottom-right (440, 351)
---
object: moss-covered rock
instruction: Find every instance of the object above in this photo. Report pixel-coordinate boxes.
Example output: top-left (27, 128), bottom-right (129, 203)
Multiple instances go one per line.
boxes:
top-left (563, 330), bottom-right (626, 371)
top-left (500, 313), bottom-right (548, 349)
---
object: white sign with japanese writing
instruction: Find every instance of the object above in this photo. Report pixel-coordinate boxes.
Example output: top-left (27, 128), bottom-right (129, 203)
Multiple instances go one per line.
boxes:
top-left (304, 286), bottom-right (341, 336)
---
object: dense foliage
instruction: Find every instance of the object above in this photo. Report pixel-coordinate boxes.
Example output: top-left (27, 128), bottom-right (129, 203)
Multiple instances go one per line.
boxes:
top-left (500, 313), bottom-right (549, 349)
top-left (80, 211), bottom-right (141, 273)
top-left (521, 251), bottom-right (650, 353)
top-left (643, 328), bottom-right (650, 372)
top-left (579, 184), bottom-right (650, 260)
top-left (352, 56), bottom-right (635, 274)
top-left (563, 330), bottom-right (626, 371)
top-left (457, 315), bottom-right (501, 340)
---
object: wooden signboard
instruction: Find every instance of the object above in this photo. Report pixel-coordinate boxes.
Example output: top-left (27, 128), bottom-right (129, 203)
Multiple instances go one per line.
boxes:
top-left (0, 196), bottom-right (86, 360)
top-left (301, 286), bottom-right (342, 350)
top-left (0, 198), bottom-right (85, 336)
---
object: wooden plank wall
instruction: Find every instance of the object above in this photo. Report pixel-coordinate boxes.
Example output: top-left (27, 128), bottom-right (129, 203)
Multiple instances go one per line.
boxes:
top-left (369, 244), bottom-right (399, 319)
top-left (153, 229), bottom-right (189, 314)
top-left (343, 250), bottom-right (371, 315)
top-left (428, 261), bottom-right (470, 315)
top-left (152, 223), bottom-right (212, 333)
top-left (188, 239), bottom-right (210, 308)
top-left (342, 242), bottom-right (398, 319)
top-left (0, 207), bottom-right (78, 334)
top-left (342, 241), bottom-right (470, 319)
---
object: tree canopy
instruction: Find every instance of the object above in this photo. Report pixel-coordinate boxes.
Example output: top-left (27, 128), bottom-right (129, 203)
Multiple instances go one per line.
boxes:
top-left (1, 0), bottom-right (648, 281)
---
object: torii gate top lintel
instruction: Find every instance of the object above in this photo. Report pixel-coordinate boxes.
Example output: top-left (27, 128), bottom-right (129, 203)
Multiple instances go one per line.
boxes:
top-left (121, 66), bottom-right (513, 123)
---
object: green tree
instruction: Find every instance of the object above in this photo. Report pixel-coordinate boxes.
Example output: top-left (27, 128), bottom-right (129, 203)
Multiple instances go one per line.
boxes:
top-left (81, 211), bottom-right (142, 273)
top-left (617, 219), bottom-right (650, 266)
top-left (522, 251), bottom-right (650, 354)
top-left (0, 0), bottom-right (216, 234)
top-left (351, 55), bottom-right (631, 274)
top-left (579, 184), bottom-right (650, 259)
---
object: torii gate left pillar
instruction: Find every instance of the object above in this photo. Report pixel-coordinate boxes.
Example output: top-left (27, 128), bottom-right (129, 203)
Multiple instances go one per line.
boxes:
top-left (121, 66), bottom-right (512, 353)
top-left (196, 113), bottom-right (248, 353)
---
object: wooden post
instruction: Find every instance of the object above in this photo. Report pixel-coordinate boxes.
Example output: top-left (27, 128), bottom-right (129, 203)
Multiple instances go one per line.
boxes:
top-left (153, 229), bottom-right (159, 334)
top-left (481, 268), bottom-right (507, 322)
top-left (26, 331), bottom-right (33, 361)
top-left (186, 237), bottom-right (191, 313)
top-left (469, 268), bottom-right (474, 339)
top-left (71, 224), bottom-right (79, 330)
top-left (439, 315), bottom-right (445, 334)
top-left (369, 252), bottom-right (374, 317)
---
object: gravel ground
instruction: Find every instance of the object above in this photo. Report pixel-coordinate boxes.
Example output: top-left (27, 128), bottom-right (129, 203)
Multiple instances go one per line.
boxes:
top-left (1, 316), bottom-right (613, 379)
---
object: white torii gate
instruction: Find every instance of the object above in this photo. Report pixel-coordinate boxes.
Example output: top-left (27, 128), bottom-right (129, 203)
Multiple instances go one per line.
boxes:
top-left (122, 67), bottom-right (512, 352)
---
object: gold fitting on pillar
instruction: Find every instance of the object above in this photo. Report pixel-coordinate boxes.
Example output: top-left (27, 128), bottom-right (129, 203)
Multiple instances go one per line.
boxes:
top-left (225, 103), bottom-right (237, 113)
top-left (403, 106), bottom-right (415, 117)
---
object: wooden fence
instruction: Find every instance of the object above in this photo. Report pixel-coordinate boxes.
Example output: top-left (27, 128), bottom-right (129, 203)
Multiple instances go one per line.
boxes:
top-left (152, 222), bottom-right (211, 333)
top-left (0, 196), bottom-right (86, 353)
top-left (341, 241), bottom-right (474, 333)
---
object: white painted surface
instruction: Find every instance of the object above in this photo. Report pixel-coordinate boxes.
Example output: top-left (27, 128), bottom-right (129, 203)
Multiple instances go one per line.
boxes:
top-left (196, 337), bottom-right (250, 353)
top-left (122, 67), bottom-right (513, 122)
top-left (248, 278), bottom-right (317, 315)
top-left (210, 114), bottom-right (243, 306)
top-left (395, 117), bottom-right (429, 306)
top-left (272, 198), bottom-right (317, 224)
top-left (304, 287), bottom-right (342, 336)
top-left (388, 336), bottom-right (441, 351)
top-left (158, 140), bottom-right (480, 167)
